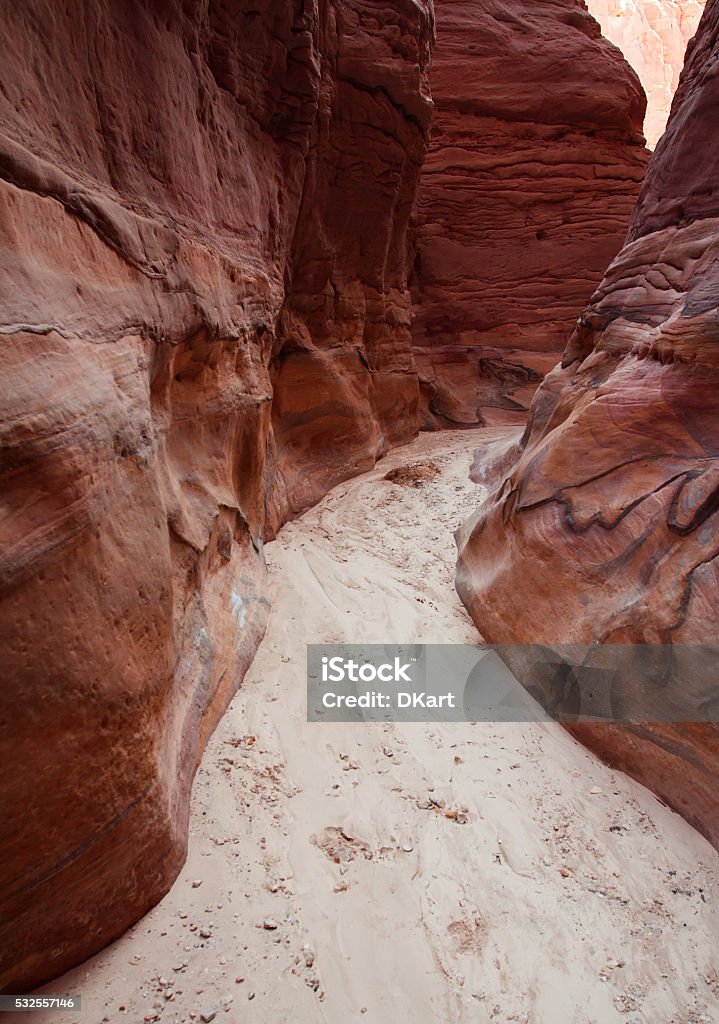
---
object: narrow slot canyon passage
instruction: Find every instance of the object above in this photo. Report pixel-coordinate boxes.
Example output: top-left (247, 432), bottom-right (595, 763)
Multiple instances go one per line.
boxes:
top-left (33, 430), bottom-right (719, 1024)
top-left (4, 0), bottom-right (719, 1018)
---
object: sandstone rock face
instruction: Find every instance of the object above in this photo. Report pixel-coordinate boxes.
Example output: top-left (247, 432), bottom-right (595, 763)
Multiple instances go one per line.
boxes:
top-left (457, 0), bottom-right (719, 848)
top-left (410, 0), bottom-right (648, 429)
top-left (0, 0), bottom-right (432, 990)
top-left (586, 0), bottom-right (705, 148)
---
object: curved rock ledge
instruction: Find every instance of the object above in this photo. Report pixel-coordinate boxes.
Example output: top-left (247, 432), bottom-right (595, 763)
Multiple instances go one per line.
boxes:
top-left (457, 0), bottom-right (719, 850)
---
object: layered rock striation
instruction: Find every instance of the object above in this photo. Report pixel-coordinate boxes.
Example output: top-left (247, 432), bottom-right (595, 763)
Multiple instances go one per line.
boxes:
top-left (0, 0), bottom-right (433, 990)
top-left (586, 0), bottom-right (705, 149)
top-left (457, 0), bottom-right (719, 848)
top-left (410, 0), bottom-right (649, 429)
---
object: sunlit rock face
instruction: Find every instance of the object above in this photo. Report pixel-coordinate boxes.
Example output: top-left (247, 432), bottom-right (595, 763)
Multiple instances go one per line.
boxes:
top-left (0, 0), bottom-right (433, 990)
top-left (409, 0), bottom-right (649, 429)
top-left (457, 0), bottom-right (719, 850)
top-left (586, 0), bottom-right (705, 148)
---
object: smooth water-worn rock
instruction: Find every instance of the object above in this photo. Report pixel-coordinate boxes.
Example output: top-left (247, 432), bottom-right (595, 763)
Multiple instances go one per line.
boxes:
top-left (410, 0), bottom-right (648, 428)
top-left (457, 0), bottom-right (719, 849)
top-left (0, 0), bottom-right (432, 990)
top-left (586, 0), bottom-right (705, 148)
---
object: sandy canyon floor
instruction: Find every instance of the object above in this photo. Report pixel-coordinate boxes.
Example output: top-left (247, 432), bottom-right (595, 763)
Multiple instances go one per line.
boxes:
top-left (25, 429), bottom-right (719, 1024)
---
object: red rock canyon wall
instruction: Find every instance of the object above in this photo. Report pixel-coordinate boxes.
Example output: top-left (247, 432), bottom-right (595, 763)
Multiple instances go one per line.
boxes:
top-left (410, 0), bottom-right (649, 428)
top-left (0, 0), bottom-right (433, 990)
top-left (586, 0), bottom-right (705, 148)
top-left (456, 0), bottom-right (719, 848)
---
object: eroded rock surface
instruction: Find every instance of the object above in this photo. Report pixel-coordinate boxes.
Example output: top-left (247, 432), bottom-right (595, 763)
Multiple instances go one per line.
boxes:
top-left (410, 0), bottom-right (648, 428)
top-left (457, 0), bottom-right (719, 849)
top-left (586, 0), bottom-right (705, 148)
top-left (0, 0), bottom-right (432, 990)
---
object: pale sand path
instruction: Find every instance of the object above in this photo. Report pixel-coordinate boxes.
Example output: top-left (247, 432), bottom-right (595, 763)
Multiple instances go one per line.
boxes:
top-left (29, 429), bottom-right (719, 1024)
